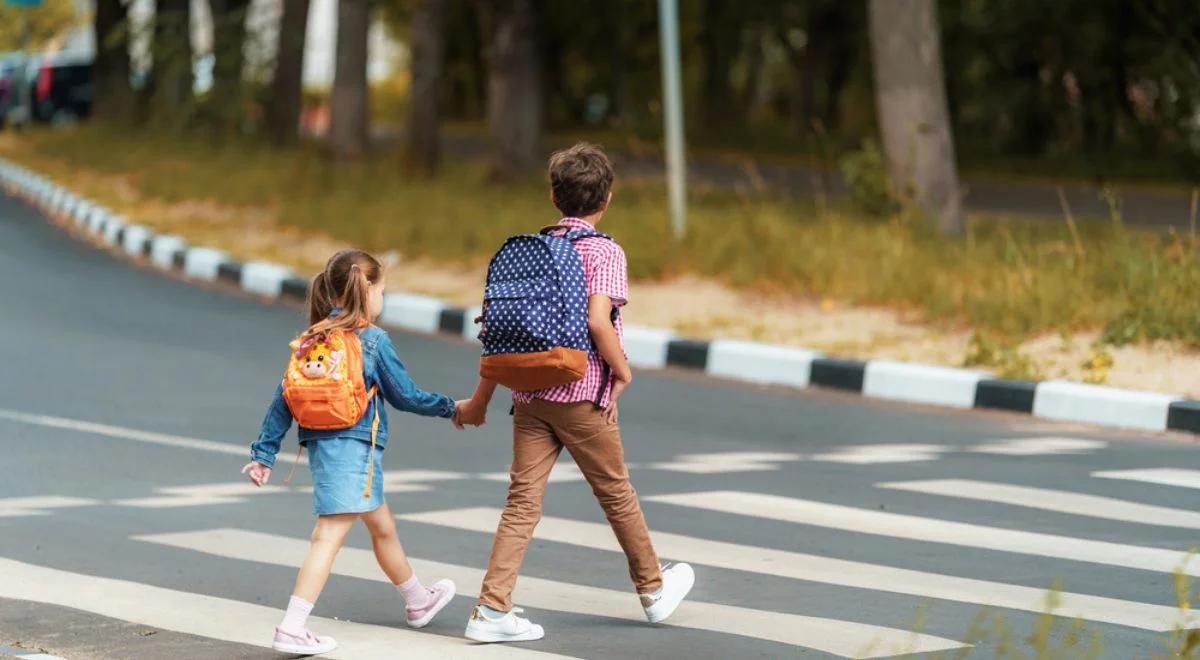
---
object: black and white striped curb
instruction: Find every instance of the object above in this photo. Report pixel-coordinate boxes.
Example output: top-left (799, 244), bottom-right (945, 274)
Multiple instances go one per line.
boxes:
top-left (3, 158), bottom-right (1197, 436)
top-left (0, 644), bottom-right (66, 660)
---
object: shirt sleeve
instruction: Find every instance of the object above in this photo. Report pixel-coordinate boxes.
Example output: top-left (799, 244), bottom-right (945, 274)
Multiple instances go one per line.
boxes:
top-left (586, 242), bottom-right (629, 307)
top-left (249, 382), bottom-right (293, 468)
top-left (375, 332), bottom-right (458, 419)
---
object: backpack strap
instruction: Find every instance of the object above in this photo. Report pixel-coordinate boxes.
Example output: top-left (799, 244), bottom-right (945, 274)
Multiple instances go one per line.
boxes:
top-left (361, 385), bottom-right (380, 498)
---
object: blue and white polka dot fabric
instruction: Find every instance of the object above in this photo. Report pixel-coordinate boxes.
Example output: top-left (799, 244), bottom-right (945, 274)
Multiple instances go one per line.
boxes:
top-left (480, 228), bottom-right (609, 356)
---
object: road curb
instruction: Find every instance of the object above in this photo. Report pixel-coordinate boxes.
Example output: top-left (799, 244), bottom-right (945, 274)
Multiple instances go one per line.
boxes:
top-left (2, 157), bottom-right (1197, 436)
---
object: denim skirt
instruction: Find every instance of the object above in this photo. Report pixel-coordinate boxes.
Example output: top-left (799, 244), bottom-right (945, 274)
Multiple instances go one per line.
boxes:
top-left (307, 438), bottom-right (384, 516)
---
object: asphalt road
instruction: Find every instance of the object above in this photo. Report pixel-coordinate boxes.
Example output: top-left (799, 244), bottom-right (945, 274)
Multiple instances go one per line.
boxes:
top-left (2, 190), bottom-right (1199, 659)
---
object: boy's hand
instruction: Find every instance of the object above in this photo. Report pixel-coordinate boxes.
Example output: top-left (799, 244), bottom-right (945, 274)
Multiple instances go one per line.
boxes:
top-left (453, 398), bottom-right (487, 429)
top-left (241, 461), bottom-right (271, 486)
top-left (606, 375), bottom-right (631, 424)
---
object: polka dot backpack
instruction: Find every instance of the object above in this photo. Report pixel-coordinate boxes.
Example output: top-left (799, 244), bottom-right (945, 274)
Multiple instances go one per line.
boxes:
top-left (477, 224), bottom-right (614, 396)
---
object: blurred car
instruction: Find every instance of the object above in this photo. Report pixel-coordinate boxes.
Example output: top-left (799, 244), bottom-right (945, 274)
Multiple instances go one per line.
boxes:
top-left (0, 53), bottom-right (92, 128)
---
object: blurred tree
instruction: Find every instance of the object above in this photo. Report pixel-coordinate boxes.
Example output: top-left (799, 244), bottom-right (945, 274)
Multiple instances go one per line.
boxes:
top-left (266, 0), bottom-right (310, 145)
top-left (406, 0), bottom-right (446, 174)
top-left (0, 0), bottom-right (76, 51)
top-left (92, 0), bottom-right (133, 122)
top-left (208, 0), bottom-right (250, 118)
top-left (148, 0), bottom-right (194, 120)
top-left (698, 0), bottom-right (740, 128)
top-left (480, 0), bottom-right (540, 178)
top-left (330, 0), bottom-right (370, 160)
top-left (868, 0), bottom-right (963, 234)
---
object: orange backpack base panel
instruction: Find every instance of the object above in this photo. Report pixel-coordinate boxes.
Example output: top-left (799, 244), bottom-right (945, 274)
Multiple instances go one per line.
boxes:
top-left (479, 347), bottom-right (588, 392)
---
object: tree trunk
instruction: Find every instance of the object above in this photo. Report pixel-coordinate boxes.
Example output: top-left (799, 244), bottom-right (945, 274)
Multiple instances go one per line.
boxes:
top-left (406, 0), bottom-right (445, 174)
top-left (209, 0), bottom-right (250, 104)
top-left (699, 0), bottom-right (738, 128)
top-left (330, 0), bottom-right (370, 160)
top-left (268, 0), bottom-right (310, 146)
top-left (482, 0), bottom-right (541, 178)
top-left (151, 0), bottom-right (194, 115)
top-left (92, 0), bottom-right (132, 121)
top-left (867, 0), bottom-right (964, 234)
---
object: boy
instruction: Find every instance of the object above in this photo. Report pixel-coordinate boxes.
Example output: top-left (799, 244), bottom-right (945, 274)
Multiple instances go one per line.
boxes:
top-left (454, 143), bottom-right (695, 642)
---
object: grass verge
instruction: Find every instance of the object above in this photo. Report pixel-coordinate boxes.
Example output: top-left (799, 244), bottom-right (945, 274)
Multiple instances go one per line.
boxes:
top-left (3, 124), bottom-right (1198, 368)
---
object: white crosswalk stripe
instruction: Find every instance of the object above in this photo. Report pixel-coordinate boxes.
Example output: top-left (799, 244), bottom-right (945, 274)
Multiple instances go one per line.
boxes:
top-left (398, 507), bottom-right (1184, 631)
top-left (878, 479), bottom-right (1200, 529)
top-left (645, 490), bottom-right (1200, 576)
top-left (1092, 468), bottom-right (1200, 490)
top-left (0, 556), bottom-right (571, 660)
top-left (133, 528), bottom-right (965, 657)
top-left (0, 496), bottom-right (99, 518)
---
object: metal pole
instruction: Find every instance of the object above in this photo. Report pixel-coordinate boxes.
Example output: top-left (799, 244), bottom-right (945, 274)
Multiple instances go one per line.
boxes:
top-left (17, 5), bottom-right (31, 127)
top-left (657, 0), bottom-right (686, 239)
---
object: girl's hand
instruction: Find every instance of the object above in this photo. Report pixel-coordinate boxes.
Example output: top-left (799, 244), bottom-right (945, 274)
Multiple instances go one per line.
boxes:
top-left (241, 461), bottom-right (272, 486)
top-left (453, 398), bottom-right (487, 429)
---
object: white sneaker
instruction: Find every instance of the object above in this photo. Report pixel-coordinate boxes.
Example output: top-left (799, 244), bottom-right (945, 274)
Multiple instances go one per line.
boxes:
top-left (464, 606), bottom-right (545, 643)
top-left (641, 563), bottom-right (695, 623)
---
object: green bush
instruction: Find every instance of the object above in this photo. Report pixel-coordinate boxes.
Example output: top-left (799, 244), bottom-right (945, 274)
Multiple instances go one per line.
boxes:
top-left (839, 139), bottom-right (899, 218)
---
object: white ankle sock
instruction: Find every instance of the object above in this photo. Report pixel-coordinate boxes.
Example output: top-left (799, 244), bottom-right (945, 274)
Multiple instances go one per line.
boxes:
top-left (280, 595), bottom-right (314, 632)
top-left (398, 575), bottom-right (431, 609)
top-left (479, 604), bottom-right (508, 619)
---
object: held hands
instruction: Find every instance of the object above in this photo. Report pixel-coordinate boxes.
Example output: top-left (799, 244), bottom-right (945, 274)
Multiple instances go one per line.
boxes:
top-left (453, 398), bottom-right (488, 430)
top-left (241, 461), bottom-right (272, 486)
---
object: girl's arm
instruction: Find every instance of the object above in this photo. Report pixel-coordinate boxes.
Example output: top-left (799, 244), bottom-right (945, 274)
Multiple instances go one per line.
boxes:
top-left (376, 333), bottom-right (457, 418)
top-left (248, 383), bottom-right (293, 467)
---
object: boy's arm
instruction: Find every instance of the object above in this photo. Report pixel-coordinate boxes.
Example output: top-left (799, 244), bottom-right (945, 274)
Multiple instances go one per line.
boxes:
top-left (454, 377), bottom-right (497, 428)
top-left (588, 294), bottom-right (631, 383)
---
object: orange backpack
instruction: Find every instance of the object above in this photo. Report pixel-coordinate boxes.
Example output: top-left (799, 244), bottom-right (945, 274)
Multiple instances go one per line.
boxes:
top-left (281, 328), bottom-right (381, 497)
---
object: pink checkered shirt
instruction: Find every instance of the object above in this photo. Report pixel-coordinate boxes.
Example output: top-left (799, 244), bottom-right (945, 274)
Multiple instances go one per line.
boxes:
top-left (511, 217), bottom-right (628, 409)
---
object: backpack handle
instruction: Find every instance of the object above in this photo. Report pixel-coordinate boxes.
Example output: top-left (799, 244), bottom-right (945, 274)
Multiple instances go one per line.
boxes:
top-left (539, 224), bottom-right (572, 234)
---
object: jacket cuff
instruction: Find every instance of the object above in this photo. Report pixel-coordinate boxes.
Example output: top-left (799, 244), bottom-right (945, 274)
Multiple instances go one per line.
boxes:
top-left (251, 448), bottom-right (276, 468)
top-left (441, 397), bottom-right (457, 419)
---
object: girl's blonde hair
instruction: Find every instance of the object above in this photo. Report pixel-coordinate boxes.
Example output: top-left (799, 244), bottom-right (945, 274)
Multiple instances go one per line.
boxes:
top-left (303, 249), bottom-right (383, 338)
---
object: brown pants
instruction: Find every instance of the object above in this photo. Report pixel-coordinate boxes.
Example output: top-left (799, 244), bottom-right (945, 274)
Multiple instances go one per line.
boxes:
top-left (478, 399), bottom-right (663, 611)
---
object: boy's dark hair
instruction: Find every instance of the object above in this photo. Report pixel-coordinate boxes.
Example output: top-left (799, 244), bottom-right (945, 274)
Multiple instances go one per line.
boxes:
top-left (548, 142), bottom-right (614, 218)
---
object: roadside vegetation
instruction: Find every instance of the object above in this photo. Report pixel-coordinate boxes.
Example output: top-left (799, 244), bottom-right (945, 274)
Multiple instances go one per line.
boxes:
top-left (5, 125), bottom-right (1198, 382)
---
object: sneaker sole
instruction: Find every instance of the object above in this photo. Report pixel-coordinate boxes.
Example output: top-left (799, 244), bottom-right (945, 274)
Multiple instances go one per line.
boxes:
top-left (645, 567), bottom-right (696, 624)
top-left (464, 625), bottom-right (545, 643)
top-left (272, 640), bottom-right (338, 655)
top-left (406, 582), bottom-right (457, 629)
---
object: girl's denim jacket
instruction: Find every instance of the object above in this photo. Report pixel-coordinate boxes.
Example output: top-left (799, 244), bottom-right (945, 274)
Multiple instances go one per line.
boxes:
top-left (249, 324), bottom-right (456, 468)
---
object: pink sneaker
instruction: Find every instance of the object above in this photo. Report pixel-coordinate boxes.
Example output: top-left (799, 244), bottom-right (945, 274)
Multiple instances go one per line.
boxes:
top-left (406, 578), bottom-right (457, 628)
top-left (272, 626), bottom-right (337, 655)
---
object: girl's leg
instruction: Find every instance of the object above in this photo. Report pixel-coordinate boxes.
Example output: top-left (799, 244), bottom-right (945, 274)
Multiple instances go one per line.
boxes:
top-left (362, 501), bottom-right (456, 628)
top-left (361, 501), bottom-right (412, 583)
top-left (292, 513), bottom-right (358, 602)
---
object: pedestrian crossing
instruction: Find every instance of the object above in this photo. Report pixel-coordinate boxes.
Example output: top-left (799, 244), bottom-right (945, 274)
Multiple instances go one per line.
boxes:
top-left (879, 478), bottom-right (1200, 529)
top-left (643, 490), bottom-right (1200, 576)
top-left (133, 528), bottom-right (965, 657)
top-left (4, 404), bottom-right (1199, 657)
top-left (397, 506), bottom-right (1184, 632)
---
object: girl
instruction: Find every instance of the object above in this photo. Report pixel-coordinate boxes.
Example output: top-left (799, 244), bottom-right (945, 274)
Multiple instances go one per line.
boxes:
top-left (242, 249), bottom-right (463, 655)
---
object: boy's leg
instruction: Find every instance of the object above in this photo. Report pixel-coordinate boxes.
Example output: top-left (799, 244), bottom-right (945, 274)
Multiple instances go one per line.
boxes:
top-left (478, 401), bottom-right (563, 612)
top-left (552, 402), bottom-right (663, 596)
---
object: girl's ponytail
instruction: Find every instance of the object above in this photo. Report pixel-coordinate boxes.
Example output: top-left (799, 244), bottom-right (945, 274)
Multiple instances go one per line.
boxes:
top-left (302, 250), bottom-right (383, 339)
top-left (307, 271), bottom-right (335, 326)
